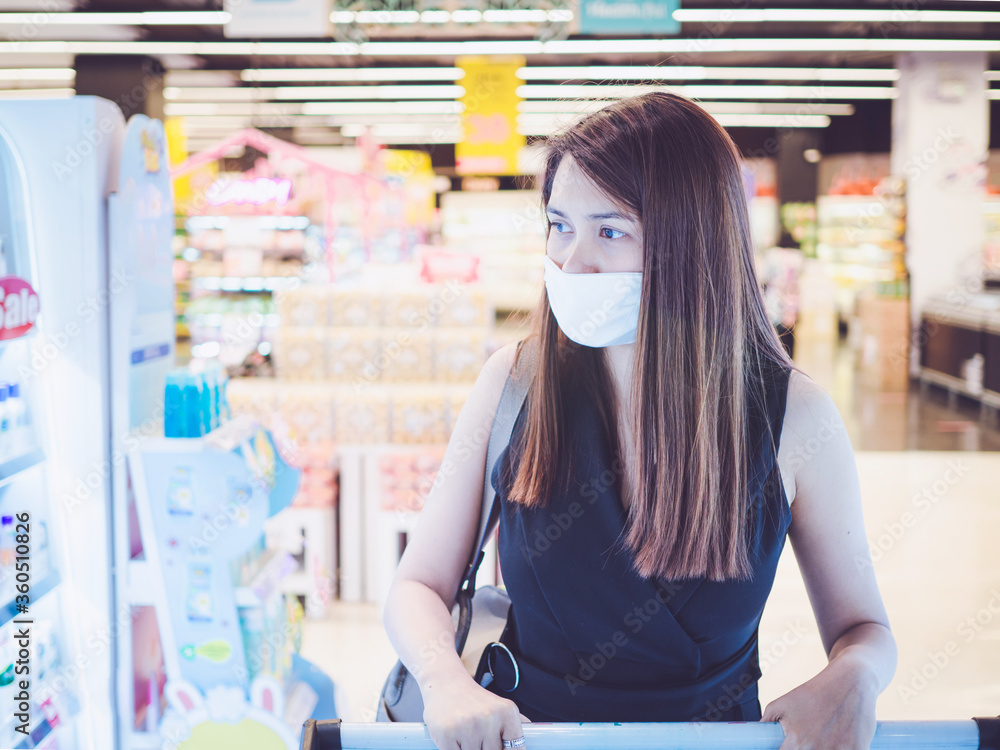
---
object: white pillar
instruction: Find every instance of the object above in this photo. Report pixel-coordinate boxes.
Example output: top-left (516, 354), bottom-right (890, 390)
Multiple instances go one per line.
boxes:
top-left (891, 51), bottom-right (989, 333)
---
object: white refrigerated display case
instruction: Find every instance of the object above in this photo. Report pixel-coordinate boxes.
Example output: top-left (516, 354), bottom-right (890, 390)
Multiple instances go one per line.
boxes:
top-left (0, 97), bottom-right (127, 749)
top-left (0, 95), bottom-right (336, 750)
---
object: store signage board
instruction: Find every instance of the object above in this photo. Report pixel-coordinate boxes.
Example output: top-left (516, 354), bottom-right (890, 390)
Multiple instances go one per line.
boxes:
top-left (0, 276), bottom-right (39, 341)
top-left (578, 0), bottom-right (680, 34)
top-left (129, 429), bottom-right (301, 698)
top-left (138, 445), bottom-right (268, 692)
top-left (206, 177), bottom-right (293, 207)
top-left (109, 115), bottom-right (176, 430)
top-left (456, 56), bottom-right (525, 176)
top-left (224, 0), bottom-right (332, 38)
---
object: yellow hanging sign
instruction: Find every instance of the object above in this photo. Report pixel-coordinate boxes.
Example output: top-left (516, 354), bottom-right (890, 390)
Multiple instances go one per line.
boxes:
top-left (164, 117), bottom-right (192, 207)
top-left (456, 56), bottom-right (525, 176)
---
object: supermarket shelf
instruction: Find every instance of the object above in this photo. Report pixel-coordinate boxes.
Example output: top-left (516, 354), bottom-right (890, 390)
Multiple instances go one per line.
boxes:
top-left (186, 215), bottom-right (312, 231)
top-left (816, 246), bottom-right (901, 264)
top-left (0, 447), bottom-right (45, 488)
top-left (0, 568), bottom-right (60, 627)
top-left (981, 389), bottom-right (1000, 410)
top-left (190, 276), bottom-right (300, 293)
top-left (919, 368), bottom-right (978, 398)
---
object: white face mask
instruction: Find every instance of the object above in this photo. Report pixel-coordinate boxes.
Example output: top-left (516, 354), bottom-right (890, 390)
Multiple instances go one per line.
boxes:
top-left (543, 255), bottom-right (643, 348)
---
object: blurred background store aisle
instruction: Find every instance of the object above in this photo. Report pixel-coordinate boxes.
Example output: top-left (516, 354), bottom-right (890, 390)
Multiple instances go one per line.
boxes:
top-left (801, 340), bottom-right (1000, 451)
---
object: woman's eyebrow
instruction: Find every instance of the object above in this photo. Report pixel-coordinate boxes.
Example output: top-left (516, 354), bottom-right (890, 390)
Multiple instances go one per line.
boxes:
top-left (546, 206), bottom-right (636, 223)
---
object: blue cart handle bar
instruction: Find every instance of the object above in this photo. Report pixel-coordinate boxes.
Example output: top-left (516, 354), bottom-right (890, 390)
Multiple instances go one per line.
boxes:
top-left (301, 718), bottom-right (1000, 750)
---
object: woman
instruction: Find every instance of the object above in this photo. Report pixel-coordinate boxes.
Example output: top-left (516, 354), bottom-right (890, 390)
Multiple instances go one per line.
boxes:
top-left (382, 91), bottom-right (896, 750)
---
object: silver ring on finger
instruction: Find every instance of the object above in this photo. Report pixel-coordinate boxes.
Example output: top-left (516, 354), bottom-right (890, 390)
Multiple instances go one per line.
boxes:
top-left (502, 738), bottom-right (525, 748)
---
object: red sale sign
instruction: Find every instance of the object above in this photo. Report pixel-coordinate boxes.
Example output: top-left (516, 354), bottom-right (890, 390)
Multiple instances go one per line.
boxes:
top-left (0, 276), bottom-right (40, 341)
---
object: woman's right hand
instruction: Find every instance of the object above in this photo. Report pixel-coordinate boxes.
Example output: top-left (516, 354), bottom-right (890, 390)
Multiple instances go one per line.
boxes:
top-left (422, 676), bottom-right (530, 750)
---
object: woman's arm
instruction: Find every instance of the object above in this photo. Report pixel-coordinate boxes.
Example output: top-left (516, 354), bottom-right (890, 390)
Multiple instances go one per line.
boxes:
top-left (764, 370), bottom-right (897, 748)
top-left (383, 341), bottom-right (516, 687)
top-left (382, 343), bottom-right (528, 750)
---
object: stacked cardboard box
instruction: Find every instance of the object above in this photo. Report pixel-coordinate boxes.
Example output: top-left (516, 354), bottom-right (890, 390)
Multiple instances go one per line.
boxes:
top-left (856, 294), bottom-right (910, 391)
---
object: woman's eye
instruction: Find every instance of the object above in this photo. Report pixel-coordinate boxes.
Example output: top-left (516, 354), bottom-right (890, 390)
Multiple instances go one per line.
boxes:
top-left (548, 220), bottom-right (569, 233)
top-left (601, 227), bottom-right (625, 239)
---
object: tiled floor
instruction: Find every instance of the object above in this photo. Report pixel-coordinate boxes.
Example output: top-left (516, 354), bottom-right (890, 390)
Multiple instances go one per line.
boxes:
top-left (300, 336), bottom-right (1000, 726)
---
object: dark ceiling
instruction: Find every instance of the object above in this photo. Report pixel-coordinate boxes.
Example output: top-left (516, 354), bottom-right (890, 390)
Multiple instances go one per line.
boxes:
top-left (12, 1), bottom-right (998, 155)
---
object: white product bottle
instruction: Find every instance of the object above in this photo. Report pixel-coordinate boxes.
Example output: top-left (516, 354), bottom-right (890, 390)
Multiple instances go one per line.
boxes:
top-left (5, 384), bottom-right (24, 457)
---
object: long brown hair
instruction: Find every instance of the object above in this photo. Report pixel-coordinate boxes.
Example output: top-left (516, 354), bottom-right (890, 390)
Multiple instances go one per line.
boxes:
top-left (507, 91), bottom-right (794, 582)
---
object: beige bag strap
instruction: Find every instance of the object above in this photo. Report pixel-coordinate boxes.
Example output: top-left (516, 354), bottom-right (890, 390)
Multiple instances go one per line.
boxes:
top-left (458, 337), bottom-right (537, 599)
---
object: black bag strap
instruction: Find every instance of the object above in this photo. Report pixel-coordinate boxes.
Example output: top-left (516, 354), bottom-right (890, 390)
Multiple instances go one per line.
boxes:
top-left (458, 337), bottom-right (537, 599)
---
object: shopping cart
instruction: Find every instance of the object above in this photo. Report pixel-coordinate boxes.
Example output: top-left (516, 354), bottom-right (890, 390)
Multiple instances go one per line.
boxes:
top-left (300, 718), bottom-right (1000, 749)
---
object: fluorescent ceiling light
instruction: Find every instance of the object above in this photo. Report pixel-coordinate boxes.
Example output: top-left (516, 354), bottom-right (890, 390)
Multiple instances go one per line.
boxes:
top-left (518, 66), bottom-right (900, 82)
top-left (482, 9), bottom-right (550, 22)
top-left (164, 87), bottom-right (269, 102)
top-left (538, 38), bottom-right (1000, 54)
top-left (0, 11), bottom-right (230, 25)
top-left (242, 67), bottom-right (465, 82)
top-left (270, 85), bottom-right (465, 100)
top-left (986, 72), bottom-right (1000, 80)
top-left (0, 87), bottom-right (73, 98)
top-left (1, 38), bottom-right (998, 57)
top-left (0, 54), bottom-right (74, 69)
top-left (708, 102), bottom-right (853, 115)
top-left (302, 101), bottom-right (464, 115)
top-left (354, 10), bottom-right (421, 23)
top-left (0, 67), bottom-right (74, 81)
top-left (341, 123), bottom-right (462, 138)
top-left (165, 85), bottom-right (465, 103)
top-left (166, 83), bottom-right (465, 104)
top-left (517, 84), bottom-right (896, 100)
top-left (990, 90), bottom-right (1000, 99)
top-left (0, 41), bottom-right (360, 56)
top-left (672, 9), bottom-right (1000, 23)
top-left (361, 40), bottom-right (544, 55)
top-left (165, 70), bottom-right (239, 88)
top-left (712, 113), bottom-right (831, 127)
top-left (0, 81), bottom-right (70, 90)
top-left (421, 10), bottom-right (450, 23)
top-left (181, 115), bottom-right (328, 130)
top-left (168, 109), bottom-right (465, 128)
top-left (327, 114), bottom-right (461, 126)
top-left (517, 99), bottom-right (855, 116)
top-left (164, 102), bottom-right (304, 117)
top-left (516, 99), bottom-right (607, 114)
top-left (331, 8), bottom-right (571, 23)
top-left (141, 11), bottom-right (232, 25)
top-left (519, 111), bottom-right (830, 136)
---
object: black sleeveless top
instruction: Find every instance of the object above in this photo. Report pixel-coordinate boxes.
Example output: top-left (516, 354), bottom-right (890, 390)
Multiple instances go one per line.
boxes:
top-left (483, 357), bottom-right (793, 722)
